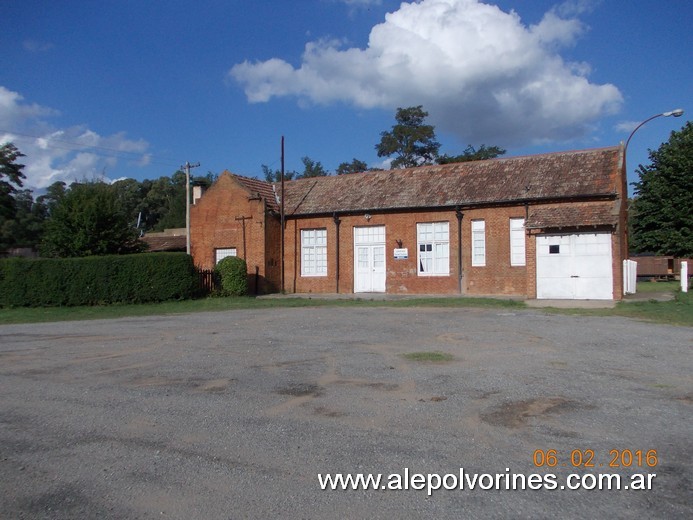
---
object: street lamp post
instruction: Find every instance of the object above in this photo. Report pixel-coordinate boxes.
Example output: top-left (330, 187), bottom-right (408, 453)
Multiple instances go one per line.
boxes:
top-left (624, 108), bottom-right (684, 155)
top-left (621, 108), bottom-right (684, 295)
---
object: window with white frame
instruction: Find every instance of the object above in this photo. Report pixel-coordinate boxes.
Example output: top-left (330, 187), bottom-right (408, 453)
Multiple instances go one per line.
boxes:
top-left (510, 218), bottom-right (526, 266)
top-left (301, 228), bottom-right (327, 276)
top-left (215, 248), bottom-right (237, 264)
top-left (471, 220), bottom-right (486, 266)
top-left (417, 222), bottom-right (450, 275)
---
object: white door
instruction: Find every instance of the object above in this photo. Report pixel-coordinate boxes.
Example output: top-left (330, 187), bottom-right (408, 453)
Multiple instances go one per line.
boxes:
top-left (354, 226), bottom-right (386, 293)
top-left (536, 233), bottom-right (613, 300)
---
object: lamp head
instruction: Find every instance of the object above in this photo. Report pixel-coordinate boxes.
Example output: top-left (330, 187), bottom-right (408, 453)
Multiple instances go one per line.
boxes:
top-left (663, 108), bottom-right (684, 117)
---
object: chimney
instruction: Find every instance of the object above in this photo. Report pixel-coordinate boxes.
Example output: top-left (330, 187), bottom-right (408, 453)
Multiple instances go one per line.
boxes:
top-left (192, 185), bottom-right (205, 204)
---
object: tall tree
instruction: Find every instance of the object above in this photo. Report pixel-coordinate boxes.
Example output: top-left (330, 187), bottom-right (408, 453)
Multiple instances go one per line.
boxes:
top-left (36, 181), bottom-right (67, 216)
top-left (134, 171), bottom-right (187, 232)
top-left (0, 143), bottom-right (26, 220)
top-left (336, 158), bottom-right (369, 175)
top-left (0, 143), bottom-right (30, 250)
top-left (41, 181), bottom-right (144, 257)
top-left (376, 106), bottom-right (440, 168)
top-left (152, 171), bottom-right (187, 231)
top-left (630, 121), bottom-right (693, 257)
top-left (437, 144), bottom-right (506, 164)
top-left (112, 178), bottom-right (148, 226)
top-left (299, 156), bottom-right (329, 178)
top-left (262, 164), bottom-right (296, 183)
top-left (3, 189), bottom-right (47, 249)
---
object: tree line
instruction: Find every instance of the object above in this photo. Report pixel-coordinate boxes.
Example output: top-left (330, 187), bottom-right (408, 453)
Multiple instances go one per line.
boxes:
top-left (263, 106), bottom-right (506, 181)
top-left (2, 107), bottom-right (687, 258)
top-left (0, 144), bottom-right (216, 256)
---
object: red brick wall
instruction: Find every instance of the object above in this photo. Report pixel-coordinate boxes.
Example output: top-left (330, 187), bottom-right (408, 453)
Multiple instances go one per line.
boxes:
top-left (461, 207), bottom-right (528, 296)
top-left (190, 172), bottom-right (272, 293)
top-left (282, 207), bottom-right (529, 296)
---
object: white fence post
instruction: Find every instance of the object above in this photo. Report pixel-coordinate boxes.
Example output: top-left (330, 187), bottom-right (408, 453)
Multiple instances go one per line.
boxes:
top-left (623, 259), bottom-right (637, 295)
top-left (682, 261), bottom-right (688, 293)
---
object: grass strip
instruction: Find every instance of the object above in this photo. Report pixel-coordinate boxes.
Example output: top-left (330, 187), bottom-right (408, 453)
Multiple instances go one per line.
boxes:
top-left (0, 296), bottom-right (524, 325)
top-left (1, 284), bottom-right (689, 327)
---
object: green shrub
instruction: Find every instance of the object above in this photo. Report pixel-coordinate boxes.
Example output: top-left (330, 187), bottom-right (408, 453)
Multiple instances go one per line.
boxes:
top-left (0, 253), bottom-right (197, 307)
top-left (215, 256), bottom-right (248, 296)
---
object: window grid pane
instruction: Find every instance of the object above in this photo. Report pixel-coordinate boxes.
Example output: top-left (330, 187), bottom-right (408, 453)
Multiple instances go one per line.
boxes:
top-left (301, 229), bottom-right (327, 276)
top-left (215, 248), bottom-right (237, 264)
top-left (472, 220), bottom-right (486, 266)
top-left (510, 218), bottom-right (525, 266)
top-left (417, 222), bottom-right (449, 276)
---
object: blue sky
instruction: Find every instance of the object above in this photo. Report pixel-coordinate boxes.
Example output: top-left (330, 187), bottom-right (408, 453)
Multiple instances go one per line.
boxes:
top-left (1, 0), bottom-right (690, 194)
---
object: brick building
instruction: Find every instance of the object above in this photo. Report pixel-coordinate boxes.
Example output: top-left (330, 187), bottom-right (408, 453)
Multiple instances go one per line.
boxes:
top-left (191, 146), bottom-right (627, 300)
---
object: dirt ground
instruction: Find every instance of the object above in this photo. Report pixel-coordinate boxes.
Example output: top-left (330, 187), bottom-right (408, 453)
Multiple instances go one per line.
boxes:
top-left (0, 306), bottom-right (691, 519)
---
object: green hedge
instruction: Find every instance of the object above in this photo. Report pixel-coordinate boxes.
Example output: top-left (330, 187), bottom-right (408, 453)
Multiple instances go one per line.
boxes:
top-left (0, 253), bottom-right (197, 307)
top-left (215, 256), bottom-right (248, 296)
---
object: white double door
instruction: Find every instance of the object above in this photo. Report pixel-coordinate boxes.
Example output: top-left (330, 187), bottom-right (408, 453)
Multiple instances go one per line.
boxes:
top-left (354, 226), bottom-right (386, 293)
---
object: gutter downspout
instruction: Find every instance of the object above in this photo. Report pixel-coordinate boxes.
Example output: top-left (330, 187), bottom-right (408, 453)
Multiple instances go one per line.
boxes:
top-left (455, 206), bottom-right (464, 294)
top-left (333, 212), bottom-right (341, 293)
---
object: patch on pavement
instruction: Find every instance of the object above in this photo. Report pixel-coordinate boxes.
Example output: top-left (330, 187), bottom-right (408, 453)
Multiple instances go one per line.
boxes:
top-left (480, 397), bottom-right (593, 428)
top-left (129, 376), bottom-right (234, 393)
top-left (276, 382), bottom-right (324, 397)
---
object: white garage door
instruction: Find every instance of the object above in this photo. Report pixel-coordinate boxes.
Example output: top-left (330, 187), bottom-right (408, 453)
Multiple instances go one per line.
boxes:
top-left (536, 233), bottom-right (613, 300)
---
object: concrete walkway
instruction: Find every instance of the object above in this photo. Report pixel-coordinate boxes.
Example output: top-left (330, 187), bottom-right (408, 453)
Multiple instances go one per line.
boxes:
top-left (623, 290), bottom-right (676, 302)
top-left (524, 298), bottom-right (616, 309)
top-left (258, 292), bottom-right (510, 301)
top-left (259, 292), bottom-right (623, 309)
top-left (259, 290), bottom-right (679, 309)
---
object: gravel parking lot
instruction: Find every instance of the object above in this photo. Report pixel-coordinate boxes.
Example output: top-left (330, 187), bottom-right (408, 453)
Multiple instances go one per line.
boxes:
top-left (1, 306), bottom-right (691, 519)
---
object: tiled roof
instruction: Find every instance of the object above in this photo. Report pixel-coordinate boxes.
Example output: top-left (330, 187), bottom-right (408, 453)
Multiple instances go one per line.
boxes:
top-left (141, 234), bottom-right (187, 252)
top-left (276, 147), bottom-right (621, 216)
top-left (526, 202), bottom-right (619, 229)
top-left (231, 173), bottom-right (279, 211)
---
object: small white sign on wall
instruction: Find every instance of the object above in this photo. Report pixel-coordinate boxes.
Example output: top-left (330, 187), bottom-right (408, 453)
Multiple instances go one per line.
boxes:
top-left (394, 248), bottom-right (408, 260)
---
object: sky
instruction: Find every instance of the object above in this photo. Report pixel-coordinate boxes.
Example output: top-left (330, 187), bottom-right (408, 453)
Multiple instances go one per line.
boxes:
top-left (1, 0), bottom-right (690, 195)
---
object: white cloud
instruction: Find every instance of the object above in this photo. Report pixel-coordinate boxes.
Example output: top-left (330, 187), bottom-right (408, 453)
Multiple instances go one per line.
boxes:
top-left (615, 120), bottom-right (638, 133)
top-left (0, 86), bottom-right (58, 129)
top-left (0, 86), bottom-right (150, 189)
top-left (229, 0), bottom-right (622, 146)
top-left (553, 0), bottom-right (600, 18)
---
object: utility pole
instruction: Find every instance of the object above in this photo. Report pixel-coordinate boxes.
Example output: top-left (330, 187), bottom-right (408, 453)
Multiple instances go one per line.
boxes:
top-left (280, 136), bottom-right (285, 293)
top-left (234, 215), bottom-right (253, 260)
top-left (182, 161), bottom-right (200, 255)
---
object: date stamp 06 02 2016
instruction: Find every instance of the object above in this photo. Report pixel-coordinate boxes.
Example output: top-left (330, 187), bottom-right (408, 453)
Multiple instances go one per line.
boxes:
top-left (532, 449), bottom-right (658, 469)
